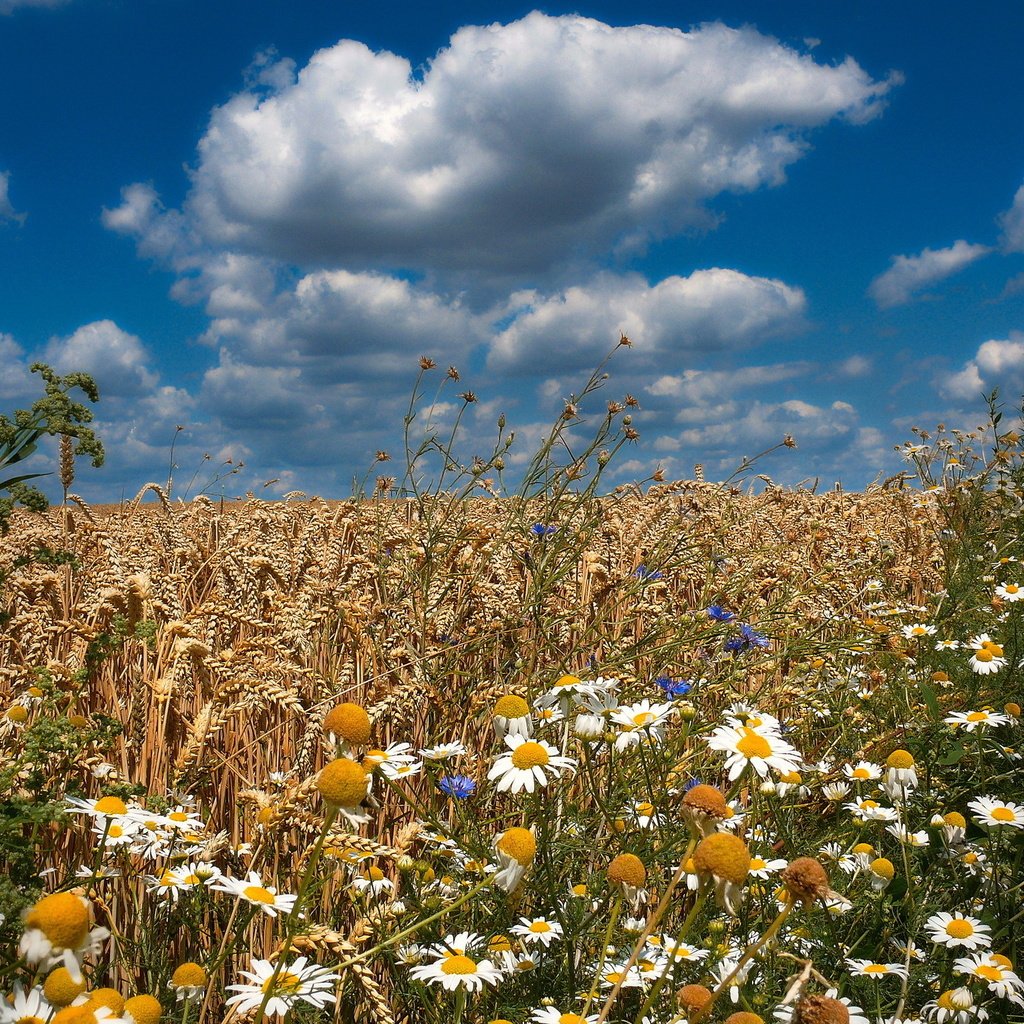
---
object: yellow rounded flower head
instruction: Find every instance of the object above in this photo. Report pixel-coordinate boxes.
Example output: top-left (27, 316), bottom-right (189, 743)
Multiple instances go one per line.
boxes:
top-left (52, 1007), bottom-right (100, 1024)
top-left (693, 833), bottom-right (750, 884)
top-left (316, 757), bottom-right (369, 808)
top-left (26, 892), bottom-right (92, 950)
top-left (607, 853), bottom-right (646, 889)
top-left (885, 749), bottom-right (915, 770)
top-left (851, 843), bottom-right (873, 856)
top-left (493, 694), bottom-right (530, 719)
top-left (6, 705), bottom-right (28, 723)
top-left (87, 988), bottom-right (126, 1015)
top-left (496, 827), bottom-right (537, 866)
top-left (682, 784), bottom-right (729, 817)
top-left (725, 1013), bottom-right (765, 1024)
top-left (94, 796), bottom-right (128, 816)
top-left (171, 962), bottom-right (208, 989)
top-left (44, 966), bottom-right (88, 1006)
top-left (323, 703), bottom-right (371, 745)
top-left (1005, 702), bottom-right (1021, 717)
top-left (781, 857), bottom-right (832, 906)
top-left (943, 811), bottom-right (966, 829)
top-left (124, 994), bottom-right (162, 1024)
top-left (870, 857), bottom-right (895, 880)
top-left (676, 984), bottom-right (713, 1015)
top-left (792, 994), bottom-right (850, 1024)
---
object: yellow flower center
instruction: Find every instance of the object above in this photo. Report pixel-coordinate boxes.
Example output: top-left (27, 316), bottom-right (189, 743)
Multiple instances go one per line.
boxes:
top-left (559, 1015), bottom-right (587, 1024)
top-left (316, 757), bottom-right (369, 807)
top-left (26, 892), bottom-right (91, 949)
top-left (488, 935), bottom-right (512, 953)
top-left (779, 771), bottom-right (802, 784)
top-left (750, 858), bottom-right (767, 870)
top-left (242, 885), bottom-right (277, 904)
top-left (168, 811), bottom-right (189, 822)
top-left (497, 827), bottom-right (537, 865)
top-left (852, 843), bottom-right (873, 855)
top-left (944, 812), bottom-right (966, 828)
top-left (945, 920), bottom-right (975, 938)
top-left (736, 728), bottom-right (772, 760)
top-left (1005, 585), bottom-right (1019, 594)
top-left (262, 972), bottom-right (302, 995)
top-left (528, 921), bottom-right (552, 933)
top-left (94, 796), bottom-right (128, 815)
top-left (323, 703), bottom-right (371, 744)
top-left (966, 711), bottom-right (988, 722)
top-left (963, 852), bottom-right (979, 864)
top-left (976, 964), bottom-right (1003, 981)
top-left (870, 858), bottom-right (895, 879)
top-left (172, 962), bottom-right (207, 988)
top-left (632, 712), bottom-right (656, 727)
top-left (852, 767), bottom-right (871, 779)
top-left (108, 825), bottom-right (125, 839)
top-left (89, 989), bottom-right (126, 1015)
top-left (510, 742), bottom-right (551, 769)
top-left (123, 994), bottom-right (162, 1024)
top-left (440, 955), bottom-right (478, 975)
top-left (864, 964), bottom-right (888, 973)
top-left (44, 967), bottom-right (88, 1006)
top-left (974, 649), bottom-right (994, 662)
top-left (554, 675), bottom-right (581, 688)
top-left (494, 695), bottom-right (530, 718)
top-left (636, 802), bottom-right (654, 816)
top-left (15, 1016), bottom-right (43, 1024)
top-left (693, 833), bottom-right (751, 885)
top-left (6, 706), bottom-right (29, 723)
top-left (886, 749), bottom-right (915, 770)
top-left (991, 806), bottom-right (1016, 821)
top-left (607, 852), bottom-right (646, 887)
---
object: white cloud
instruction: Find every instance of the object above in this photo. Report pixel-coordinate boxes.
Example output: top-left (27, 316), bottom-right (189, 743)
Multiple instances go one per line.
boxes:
top-left (941, 332), bottom-right (1024, 401)
top-left (44, 320), bottom-right (159, 398)
top-left (488, 269), bottom-right (806, 373)
top-left (999, 182), bottom-right (1024, 253)
top-left (108, 13), bottom-right (896, 281)
top-left (868, 240), bottom-right (991, 308)
top-left (0, 171), bottom-right (24, 223)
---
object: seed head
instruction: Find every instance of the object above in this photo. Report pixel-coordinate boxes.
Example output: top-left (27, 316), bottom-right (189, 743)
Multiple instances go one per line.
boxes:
top-left (693, 833), bottom-right (751, 884)
top-left (676, 984), bottom-right (713, 1014)
top-left (792, 995), bottom-right (850, 1024)
top-left (781, 857), bottom-right (831, 905)
top-left (323, 703), bottom-right (371, 745)
top-left (316, 758), bottom-right (369, 808)
top-left (607, 853), bottom-right (646, 889)
top-left (123, 994), bottom-right (162, 1024)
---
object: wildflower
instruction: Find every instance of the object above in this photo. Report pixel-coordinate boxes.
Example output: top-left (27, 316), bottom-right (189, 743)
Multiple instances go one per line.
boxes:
top-left (380, 760), bottom-right (422, 781)
top-left (530, 524), bottom-right (556, 538)
top-left (208, 871), bottom-right (297, 917)
top-left (315, 757), bottom-right (369, 810)
top-left (922, 987), bottom-right (989, 1023)
top-left (492, 695), bottom-right (533, 739)
top-left (43, 967), bottom-right (88, 1006)
top-left (707, 723), bottom-right (801, 781)
top-left (887, 824), bottom-right (930, 847)
top-left (493, 826), bottom-right (537, 892)
top-left (530, 1008), bottom-right (599, 1024)
top-left (511, 916), bottom-right (564, 947)
top-left (4, 985), bottom-right (55, 1023)
top-left (487, 735), bottom-right (576, 794)
top-left (693, 833), bottom-right (750, 914)
top-left (534, 675), bottom-right (605, 714)
top-left (902, 623), bottom-right (937, 639)
top-left (967, 635), bottom-right (1007, 675)
top-left (410, 948), bottom-right (502, 991)
top-left (362, 742), bottom-right (416, 769)
top-left (995, 582), bottom-right (1024, 601)
top-left (707, 605), bottom-right (736, 621)
top-left (748, 855), bottom-right (788, 878)
top-left (945, 709), bottom-right (1009, 732)
top-left (935, 638), bottom-right (962, 650)
top-left (778, 993), bottom-right (866, 1023)
top-left (655, 676), bottom-right (692, 698)
top-left (225, 957), bottom-right (336, 1017)
top-left (677, 984), bottom-right (714, 1017)
top-left (419, 742), bottom-right (468, 761)
top-left (954, 952), bottom-right (1024, 1001)
top-left (968, 795), bottom-right (1024, 828)
top-left (19, 891), bottom-right (109, 980)
top-left (611, 700), bottom-right (674, 749)
top-left (122, 991), bottom-right (160, 1024)
top-left (868, 857), bottom-right (895, 890)
top-left (681, 783), bottom-right (730, 835)
top-left (438, 774), bottom-right (476, 799)
top-left (725, 623), bottom-right (770, 653)
top-left (322, 702), bottom-right (371, 747)
top-left (822, 783), bottom-right (851, 802)
top-left (924, 913), bottom-right (992, 950)
top-left (574, 713), bottom-right (605, 741)
top-left (846, 959), bottom-right (909, 980)
top-left (884, 749), bottom-right (918, 792)
top-left (844, 761), bottom-right (882, 783)
top-left (781, 857), bottom-right (835, 907)
top-left (607, 853), bottom-right (647, 903)
top-left (633, 565), bottom-right (663, 580)
top-left (170, 962), bottom-right (207, 1000)
top-left (65, 796), bottom-right (132, 820)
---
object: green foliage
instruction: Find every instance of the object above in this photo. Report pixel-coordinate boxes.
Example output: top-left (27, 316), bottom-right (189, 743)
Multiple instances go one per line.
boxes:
top-left (0, 362), bottom-right (105, 532)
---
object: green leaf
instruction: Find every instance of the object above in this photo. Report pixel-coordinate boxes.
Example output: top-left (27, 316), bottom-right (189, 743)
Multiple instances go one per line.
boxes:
top-left (938, 745), bottom-right (966, 765)
top-left (919, 680), bottom-right (941, 720)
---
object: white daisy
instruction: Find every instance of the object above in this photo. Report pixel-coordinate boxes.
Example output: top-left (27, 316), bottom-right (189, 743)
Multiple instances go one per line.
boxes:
top-left (954, 952), bottom-right (1024, 1001)
top-left (419, 742), bottom-right (468, 761)
top-left (902, 623), bottom-right (937, 639)
top-left (530, 1007), bottom-right (599, 1024)
top-left (511, 916), bottom-right (563, 947)
top-left (0, 985), bottom-right (53, 1024)
top-left (843, 761), bottom-right (882, 783)
top-left (945, 710), bottom-right (1009, 732)
top-left (409, 951), bottom-right (503, 992)
top-left (487, 734), bottom-right (576, 794)
top-left (968, 796), bottom-right (1024, 829)
top-left (995, 582), bottom-right (1024, 602)
top-left (924, 913), bottom-right (992, 950)
top-left (208, 871), bottom-right (297, 917)
top-left (846, 958), bottom-right (909, 980)
top-left (225, 956), bottom-right (336, 1018)
top-left (706, 723), bottom-right (801, 780)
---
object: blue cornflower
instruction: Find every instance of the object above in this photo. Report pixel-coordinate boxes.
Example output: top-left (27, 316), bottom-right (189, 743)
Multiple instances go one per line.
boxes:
top-left (633, 565), bottom-right (664, 581)
top-left (437, 774), bottom-right (476, 799)
top-left (530, 523), bottom-right (557, 539)
top-left (682, 777), bottom-right (703, 793)
top-left (706, 605), bottom-right (735, 622)
top-left (724, 623), bottom-right (770, 653)
top-left (655, 676), bottom-right (692, 698)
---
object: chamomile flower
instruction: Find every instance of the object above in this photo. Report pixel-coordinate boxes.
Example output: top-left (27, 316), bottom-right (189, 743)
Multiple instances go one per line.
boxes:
top-left (922, 987), bottom-right (989, 1023)
top-left (225, 957), bottom-right (336, 1017)
top-left (362, 742), bottom-right (416, 769)
top-left (706, 724), bottom-right (801, 781)
top-left (493, 826), bottom-right (537, 892)
top-left (19, 891), bottom-right (110, 980)
top-left (351, 866), bottom-right (395, 897)
top-left (995, 582), bottom-right (1024, 602)
top-left (170, 962), bottom-right (208, 1001)
top-left (610, 700), bottom-right (674, 750)
top-left (0, 985), bottom-right (54, 1024)
top-left (747, 855), bottom-right (787, 879)
top-left (409, 950), bottom-right (502, 992)
top-left (844, 798), bottom-right (898, 822)
top-left (492, 695), bottom-right (534, 738)
top-left (967, 635), bottom-right (1007, 675)
top-left (530, 1008), bottom-right (599, 1024)
top-left (380, 760), bottom-right (423, 781)
top-left (533, 675), bottom-right (603, 714)
top-left (945, 710), bottom-right (1009, 732)
top-left (511, 916), bottom-right (563, 947)
top-left (843, 761), bottom-right (882, 783)
top-left (846, 959), bottom-right (909, 980)
top-left (968, 796), bottom-right (1024, 828)
top-left (924, 913), bottom-right (992, 950)
top-left (66, 795), bottom-right (134, 821)
top-left (487, 735), bottom-right (576, 794)
top-left (902, 623), bottom-right (937, 639)
top-left (419, 742), bottom-right (468, 761)
top-left (208, 871), bottom-right (297, 917)
top-left (954, 952), bottom-right (1024, 1001)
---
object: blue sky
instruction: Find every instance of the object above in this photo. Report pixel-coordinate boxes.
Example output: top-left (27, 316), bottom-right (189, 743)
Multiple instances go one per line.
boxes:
top-left (2, 0), bottom-right (1023, 501)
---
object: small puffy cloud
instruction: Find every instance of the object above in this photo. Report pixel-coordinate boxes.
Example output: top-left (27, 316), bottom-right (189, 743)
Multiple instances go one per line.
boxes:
top-left (110, 13), bottom-right (896, 282)
top-left (0, 171), bottom-right (25, 223)
top-left (868, 240), bottom-right (991, 308)
top-left (999, 182), bottom-right (1024, 253)
top-left (44, 320), bottom-right (159, 398)
top-left (941, 332), bottom-right (1024, 401)
top-left (488, 269), bottom-right (806, 374)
